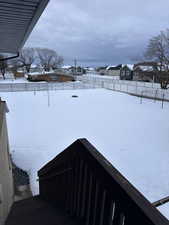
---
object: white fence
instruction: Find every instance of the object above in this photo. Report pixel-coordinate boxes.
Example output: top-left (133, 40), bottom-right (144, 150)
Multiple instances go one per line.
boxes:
top-left (0, 81), bottom-right (100, 92)
top-left (76, 75), bottom-right (169, 101)
top-left (77, 75), bottom-right (160, 88)
top-left (0, 76), bottom-right (169, 101)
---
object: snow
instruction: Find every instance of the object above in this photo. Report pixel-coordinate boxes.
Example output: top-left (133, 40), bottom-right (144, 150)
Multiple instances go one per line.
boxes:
top-left (83, 73), bottom-right (120, 79)
top-left (61, 65), bottom-right (72, 69)
top-left (27, 72), bottom-right (43, 76)
top-left (123, 64), bottom-right (134, 70)
top-left (106, 65), bottom-right (119, 70)
top-left (0, 78), bottom-right (46, 84)
top-left (139, 66), bottom-right (154, 71)
top-left (158, 203), bottom-right (169, 219)
top-left (0, 78), bottom-right (29, 83)
top-left (1, 89), bottom-right (169, 216)
top-left (28, 70), bottom-right (55, 76)
top-left (30, 64), bottom-right (39, 68)
top-left (86, 67), bottom-right (95, 71)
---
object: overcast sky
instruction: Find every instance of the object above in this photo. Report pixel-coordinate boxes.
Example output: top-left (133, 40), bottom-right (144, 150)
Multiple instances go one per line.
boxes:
top-left (26, 0), bottom-right (169, 66)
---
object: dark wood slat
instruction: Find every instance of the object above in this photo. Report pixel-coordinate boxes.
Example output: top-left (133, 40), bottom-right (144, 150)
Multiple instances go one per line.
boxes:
top-left (119, 213), bottom-right (125, 225)
top-left (81, 164), bottom-right (88, 218)
top-left (109, 201), bottom-right (116, 225)
top-left (93, 181), bottom-right (99, 225)
top-left (99, 190), bottom-right (106, 225)
top-left (69, 162), bottom-right (75, 216)
top-left (72, 160), bottom-right (79, 214)
top-left (76, 160), bottom-right (84, 217)
top-left (86, 173), bottom-right (93, 225)
top-left (66, 163), bottom-right (72, 213)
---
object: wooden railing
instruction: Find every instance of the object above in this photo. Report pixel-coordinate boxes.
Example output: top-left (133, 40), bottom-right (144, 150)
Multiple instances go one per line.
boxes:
top-left (38, 139), bottom-right (169, 225)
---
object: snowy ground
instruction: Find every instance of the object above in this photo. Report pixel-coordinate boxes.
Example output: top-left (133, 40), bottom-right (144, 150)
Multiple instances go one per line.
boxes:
top-left (1, 89), bottom-right (169, 218)
top-left (0, 77), bottom-right (33, 83)
top-left (158, 203), bottom-right (169, 219)
top-left (84, 73), bottom-right (120, 80)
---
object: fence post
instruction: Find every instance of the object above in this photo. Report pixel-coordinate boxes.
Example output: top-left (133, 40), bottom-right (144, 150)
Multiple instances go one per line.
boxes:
top-left (154, 89), bottom-right (158, 103)
top-left (47, 90), bottom-right (50, 107)
top-left (140, 91), bottom-right (144, 104)
top-left (162, 93), bottom-right (165, 109)
top-left (136, 82), bottom-right (138, 94)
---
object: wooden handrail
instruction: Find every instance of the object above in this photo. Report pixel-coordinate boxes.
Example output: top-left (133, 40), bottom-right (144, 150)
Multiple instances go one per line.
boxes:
top-left (38, 139), bottom-right (169, 225)
top-left (153, 196), bottom-right (169, 207)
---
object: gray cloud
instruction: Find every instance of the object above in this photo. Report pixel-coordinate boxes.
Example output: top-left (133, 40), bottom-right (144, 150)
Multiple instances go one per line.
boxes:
top-left (26, 0), bottom-right (169, 66)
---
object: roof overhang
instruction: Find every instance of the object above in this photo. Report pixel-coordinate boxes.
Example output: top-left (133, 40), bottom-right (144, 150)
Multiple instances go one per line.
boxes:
top-left (0, 0), bottom-right (49, 54)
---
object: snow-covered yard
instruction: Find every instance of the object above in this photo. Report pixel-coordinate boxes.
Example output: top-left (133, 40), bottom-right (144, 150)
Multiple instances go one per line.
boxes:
top-left (0, 89), bottom-right (169, 217)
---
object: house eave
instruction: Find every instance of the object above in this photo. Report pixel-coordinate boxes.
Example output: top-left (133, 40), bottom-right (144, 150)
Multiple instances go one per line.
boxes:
top-left (0, 0), bottom-right (49, 54)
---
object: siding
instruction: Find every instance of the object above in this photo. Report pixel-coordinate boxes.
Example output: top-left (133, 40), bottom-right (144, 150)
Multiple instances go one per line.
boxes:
top-left (107, 70), bottom-right (120, 76)
top-left (0, 102), bottom-right (14, 225)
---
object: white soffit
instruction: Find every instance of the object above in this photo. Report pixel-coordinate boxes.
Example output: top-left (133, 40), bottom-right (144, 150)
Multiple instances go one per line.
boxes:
top-left (0, 0), bottom-right (49, 54)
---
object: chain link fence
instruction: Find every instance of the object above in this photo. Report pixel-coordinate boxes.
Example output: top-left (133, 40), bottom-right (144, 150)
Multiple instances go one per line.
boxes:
top-left (0, 76), bottom-right (169, 101)
top-left (76, 75), bottom-right (169, 101)
top-left (0, 81), bottom-right (100, 92)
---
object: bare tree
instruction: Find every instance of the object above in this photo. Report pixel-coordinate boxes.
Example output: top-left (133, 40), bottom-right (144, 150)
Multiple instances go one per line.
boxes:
top-left (144, 30), bottom-right (169, 71)
top-left (37, 48), bottom-right (63, 71)
top-left (50, 55), bottom-right (64, 69)
top-left (0, 55), bottom-right (8, 79)
top-left (19, 47), bottom-right (36, 73)
top-left (144, 29), bottom-right (169, 88)
top-left (9, 58), bottom-right (22, 79)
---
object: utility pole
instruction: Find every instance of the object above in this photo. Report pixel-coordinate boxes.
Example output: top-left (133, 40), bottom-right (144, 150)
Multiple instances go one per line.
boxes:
top-left (74, 58), bottom-right (77, 75)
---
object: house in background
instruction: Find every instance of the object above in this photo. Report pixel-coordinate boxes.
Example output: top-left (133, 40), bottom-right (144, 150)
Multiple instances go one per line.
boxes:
top-left (70, 66), bottom-right (86, 75)
top-left (84, 67), bottom-right (95, 73)
top-left (60, 65), bottom-right (72, 74)
top-left (120, 64), bottom-right (133, 80)
top-left (96, 66), bottom-right (108, 75)
top-left (106, 64), bottom-right (122, 76)
top-left (133, 62), bottom-right (158, 82)
top-left (29, 64), bottom-right (43, 73)
top-left (60, 65), bottom-right (85, 75)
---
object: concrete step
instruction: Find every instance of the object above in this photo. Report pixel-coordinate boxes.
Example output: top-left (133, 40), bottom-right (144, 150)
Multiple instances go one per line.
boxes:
top-left (5, 196), bottom-right (84, 225)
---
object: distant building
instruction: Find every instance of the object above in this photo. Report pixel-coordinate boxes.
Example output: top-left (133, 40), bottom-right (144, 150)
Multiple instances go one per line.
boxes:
top-left (120, 65), bottom-right (133, 80)
top-left (133, 62), bottom-right (158, 82)
top-left (106, 64), bottom-right (122, 76)
top-left (61, 65), bottom-right (72, 71)
top-left (96, 66), bottom-right (107, 75)
top-left (84, 67), bottom-right (95, 72)
top-left (29, 64), bottom-right (43, 73)
top-left (61, 65), bottom-right (85, 75)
